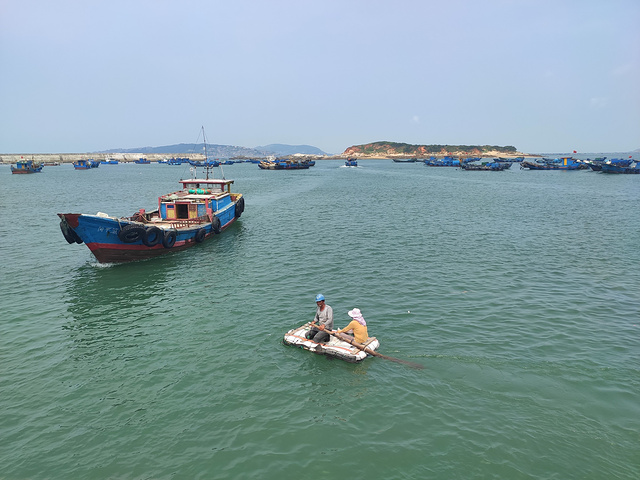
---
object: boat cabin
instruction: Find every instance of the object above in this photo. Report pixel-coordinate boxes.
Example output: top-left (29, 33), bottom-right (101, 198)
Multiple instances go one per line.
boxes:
top-left (158, 179), bottom-right (235, 221)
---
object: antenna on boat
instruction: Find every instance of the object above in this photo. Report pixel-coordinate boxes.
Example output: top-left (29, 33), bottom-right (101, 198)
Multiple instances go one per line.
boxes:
top-left (200, 125), bottom-right (225, 180)
top-left (201, 126), bottom-right (210, 180)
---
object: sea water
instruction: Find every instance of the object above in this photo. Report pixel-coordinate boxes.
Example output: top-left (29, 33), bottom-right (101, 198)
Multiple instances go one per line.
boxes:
top-left (1, 159), bottom-right (639, 479)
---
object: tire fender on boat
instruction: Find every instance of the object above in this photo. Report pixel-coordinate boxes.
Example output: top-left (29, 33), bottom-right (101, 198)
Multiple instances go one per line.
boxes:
top-left (60, 220), bottom-right (83, 244)
top-left (235, 197), bottom-right (245, 218)
top-left (211, 216), bottom-right (221, 234)
top-left (195, 228), bottom-right (206, 243)
top-left (118, 224), bottom-right (146, 243)
top-left (162, 229), bottom-right (177, 248)
top-left (142, 226), bottom-right (163, 247)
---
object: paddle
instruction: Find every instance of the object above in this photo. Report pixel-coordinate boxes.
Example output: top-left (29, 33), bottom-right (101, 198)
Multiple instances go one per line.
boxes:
top-left (327, 330), bottom-right (424, 370)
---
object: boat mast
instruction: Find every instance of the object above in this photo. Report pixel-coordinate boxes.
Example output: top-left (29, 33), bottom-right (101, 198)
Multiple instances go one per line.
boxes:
top-left (202, 125), bottom-right (210, 180)
top-left (198, 125), bottom-right (225, 181)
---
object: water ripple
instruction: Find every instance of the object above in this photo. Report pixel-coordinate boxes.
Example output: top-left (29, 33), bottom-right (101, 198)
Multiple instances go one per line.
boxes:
top-left (1, 161), bottom-right (639, 479)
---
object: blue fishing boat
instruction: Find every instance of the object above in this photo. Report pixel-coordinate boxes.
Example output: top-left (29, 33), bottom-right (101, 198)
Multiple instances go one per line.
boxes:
top-left (73, 159), bottom-right (100, 170)
top-left (58, 128), bottom-right (245, 263)
top-left (258, 158), bottom-right (315, 169)
top-left (135, 157), bottom-right (151, 164)
top-left (460, 161), bottom-right (511, 171)
top-left (520, 157), bottom-right (587, 170)
top-left (188, 158), bottom-right (220, 167)
top-left (100, 159), bottom-right (119, 165)
top-left (165, 157), bottom-right (188, 165)
top-left (601, 160), bottom-right (639, 174)
top-left (11, 159), bottom-right (43, 174)
top-left (424, 156), bottom-right (461, 167)
top-left (344, 158), bottom-right (358, 167)
top-left (589, 158), bottom-right (630, 171)
top-left (58, 169), bottom-right (244, 263)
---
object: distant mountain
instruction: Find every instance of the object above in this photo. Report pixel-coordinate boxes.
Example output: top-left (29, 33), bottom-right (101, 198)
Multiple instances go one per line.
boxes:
top-left (100, 143), bottom-right (327, 157)
top-left (101, 143), bottom-right (271, 158)
top-left (255, 144), bottom-right (327, 156)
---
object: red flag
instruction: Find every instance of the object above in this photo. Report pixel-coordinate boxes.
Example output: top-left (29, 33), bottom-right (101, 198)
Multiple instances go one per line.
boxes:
top-left (573, 150), bottom-right (577, 153)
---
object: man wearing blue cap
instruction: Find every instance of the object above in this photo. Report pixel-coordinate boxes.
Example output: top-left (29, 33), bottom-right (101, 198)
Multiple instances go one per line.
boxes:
top-left (306, 294), bottom-right (333, 343)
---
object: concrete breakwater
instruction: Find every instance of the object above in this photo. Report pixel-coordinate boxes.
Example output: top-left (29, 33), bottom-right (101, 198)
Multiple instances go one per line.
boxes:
top-left (0, 153), bottom-right (206, 164)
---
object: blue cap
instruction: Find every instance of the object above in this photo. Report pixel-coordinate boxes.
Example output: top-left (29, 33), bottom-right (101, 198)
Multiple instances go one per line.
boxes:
top-left (315, 294), bottom-right (325, 302)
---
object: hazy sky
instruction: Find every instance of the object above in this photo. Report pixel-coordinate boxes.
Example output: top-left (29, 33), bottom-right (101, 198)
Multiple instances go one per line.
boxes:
top-left (1, 0), bottom-right (639, 154)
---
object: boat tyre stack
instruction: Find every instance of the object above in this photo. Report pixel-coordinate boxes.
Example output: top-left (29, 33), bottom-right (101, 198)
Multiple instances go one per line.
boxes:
top-left (142, 226), bottom-right (163, 247)
top-left (235, 197), bottom-right (245, 218)
top-left (211, 216), bottom-right (221, 234)
top-left (162, 229), bottom-right (177, 248)
top-left (60, 220), bottom-right (83, 244)
top-left (195, 228), bottom-right (206, 243)
top-left (118, 224), bottom-right (146, 243)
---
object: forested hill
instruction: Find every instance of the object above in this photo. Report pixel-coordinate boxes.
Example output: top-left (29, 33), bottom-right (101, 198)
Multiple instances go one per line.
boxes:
top-left (343, 141), bottom-right (520, 157)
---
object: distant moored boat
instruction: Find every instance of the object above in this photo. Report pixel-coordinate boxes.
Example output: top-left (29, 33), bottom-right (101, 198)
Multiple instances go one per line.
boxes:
top-left (600, 159), bottom-right (639, 174)
top-left (73, 159), bottom-right (100, 170)
top-left (11, 158), bottom-right (43, 174)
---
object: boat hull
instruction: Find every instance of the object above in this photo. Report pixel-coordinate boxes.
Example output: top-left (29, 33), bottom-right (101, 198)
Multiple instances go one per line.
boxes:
top-left (258, 162), bottom-right (314, 170)
top-left (283, 323), bottom-right (380, 363)
top-left (521, 158), bottom-right (586, 170)
top-left (461, 163), bottom-right (510, 171)
top-left (601, 164), bottom-right (640, 174)
top-left (58, 202), bottom-right (240, 263)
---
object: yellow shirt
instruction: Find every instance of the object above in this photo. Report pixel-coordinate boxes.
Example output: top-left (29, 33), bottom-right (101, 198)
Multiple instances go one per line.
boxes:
top-left (337, 320), bottom-right (368, 344)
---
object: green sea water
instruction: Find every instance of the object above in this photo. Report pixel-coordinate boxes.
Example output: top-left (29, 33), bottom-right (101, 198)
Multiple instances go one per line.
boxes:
top-left (1, 159), bottom-right (639, 479)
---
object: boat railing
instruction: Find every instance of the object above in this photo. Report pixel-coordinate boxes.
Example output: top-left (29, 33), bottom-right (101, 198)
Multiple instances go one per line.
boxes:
top-left (168, 215), bottom-right (210, 229)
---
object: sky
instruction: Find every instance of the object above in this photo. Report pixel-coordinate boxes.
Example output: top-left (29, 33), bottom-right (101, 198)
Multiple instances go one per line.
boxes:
top-left (1, 0), bottom-right (639, 155)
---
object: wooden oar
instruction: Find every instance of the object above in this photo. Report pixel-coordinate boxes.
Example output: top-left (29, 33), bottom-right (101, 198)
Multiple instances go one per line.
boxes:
top-left (328, 331), bottom-right (424, 369)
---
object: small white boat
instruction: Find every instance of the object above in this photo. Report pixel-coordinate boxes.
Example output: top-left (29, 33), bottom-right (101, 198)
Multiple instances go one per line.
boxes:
top-left (283, 322), bottom-right (380, 363)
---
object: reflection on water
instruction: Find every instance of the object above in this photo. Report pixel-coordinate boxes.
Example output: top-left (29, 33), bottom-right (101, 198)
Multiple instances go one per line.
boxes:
top-left (3, 160), bottom-right (640, 480)
top-left (66, 261), bottom-right (172, 319)
top-left (62, 220), bottom-right (248, 354)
